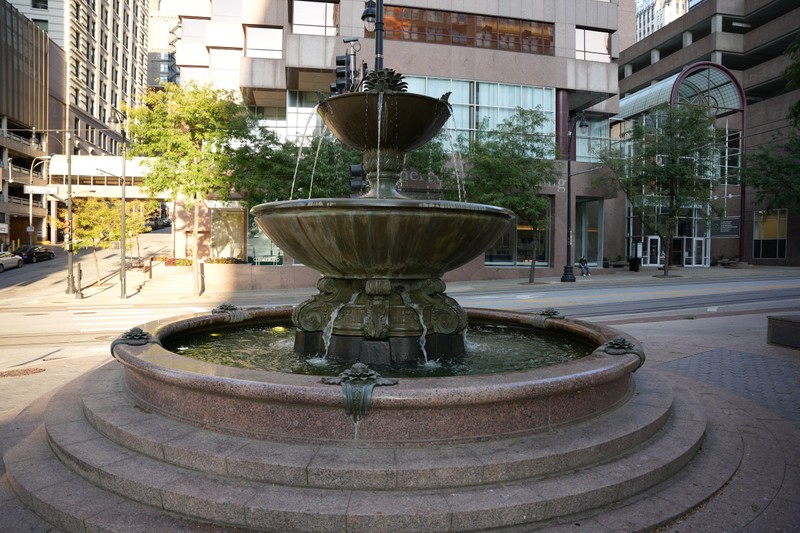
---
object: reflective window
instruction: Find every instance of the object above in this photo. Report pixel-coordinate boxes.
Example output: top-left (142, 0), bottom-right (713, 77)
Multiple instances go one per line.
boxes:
top-left (292, 1), bottom-right (338, 36)
top-left (368, 8), bottom-right (554, 56)
top-left (406, 76), bottom-right (555, 151)
top-left (245, 26), bottom-right (283, 59)
top-left (576, 28), bottom-right (611, 62)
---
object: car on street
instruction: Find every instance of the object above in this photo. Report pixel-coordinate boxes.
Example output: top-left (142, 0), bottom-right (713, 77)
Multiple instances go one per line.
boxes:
top-left (0, 251), bottom-right (24, 272)
top-left (12, 245), bottom-right (55, 263)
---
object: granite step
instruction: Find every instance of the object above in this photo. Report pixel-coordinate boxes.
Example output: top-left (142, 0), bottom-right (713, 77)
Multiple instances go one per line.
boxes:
top-left (4, 365), bottom-right (710, 532)
top-left (6, 394), bottom-right (707, 532)
top-left (77, 363), bottom-right (675, 490)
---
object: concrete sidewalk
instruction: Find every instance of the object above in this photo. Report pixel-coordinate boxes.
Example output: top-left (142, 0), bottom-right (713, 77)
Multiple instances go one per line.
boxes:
top-left (1, 264), bottom-right (799, 531)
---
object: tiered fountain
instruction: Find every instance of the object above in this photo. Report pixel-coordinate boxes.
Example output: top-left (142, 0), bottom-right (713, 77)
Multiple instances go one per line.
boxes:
top-left (251, 70), bottom-right (515, 365)
top-left (3, 70), bottom-right (720, 532)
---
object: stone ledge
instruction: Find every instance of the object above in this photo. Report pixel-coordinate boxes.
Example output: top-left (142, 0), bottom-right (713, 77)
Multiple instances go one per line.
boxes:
top-left (767, 314), bottom-right (800, 350)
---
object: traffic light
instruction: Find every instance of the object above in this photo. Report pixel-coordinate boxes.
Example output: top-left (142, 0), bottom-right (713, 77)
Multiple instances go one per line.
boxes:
top-left (350, 164), bottom-right (366, 195)
top-left (331, 54), bottom-right (351, 94)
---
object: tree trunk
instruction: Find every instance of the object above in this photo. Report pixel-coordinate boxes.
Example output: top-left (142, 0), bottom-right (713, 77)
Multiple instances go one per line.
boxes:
top-left (171, 200), bottom-right (177, 258)
top-left (92, 244), bottom-right (101, 285)
top-left (192, 196), bottom-right (201, 296)
top-left (528, 240), bottom-right (537, 283)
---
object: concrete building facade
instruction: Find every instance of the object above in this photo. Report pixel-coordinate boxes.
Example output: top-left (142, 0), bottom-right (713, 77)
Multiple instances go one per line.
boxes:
top-left (163, 0), bottom-right (638, 286)
top-left (2, 0), bottom-right (151, 249)
top-left (619, 0), bottom-right (800, 266)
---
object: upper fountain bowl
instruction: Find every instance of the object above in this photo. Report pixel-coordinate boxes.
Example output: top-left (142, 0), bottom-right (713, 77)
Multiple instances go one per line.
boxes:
top-left (317, 92), bottom-right (452, 152)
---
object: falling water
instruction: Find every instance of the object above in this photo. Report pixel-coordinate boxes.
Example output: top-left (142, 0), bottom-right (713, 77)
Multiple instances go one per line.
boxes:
top-left (289, 105), bottom-right (321, 201)
top-left (375, 92), bottom-right (383, 198)
top-left (400, 289), bottom-right (428, 362)
top-left (444, 118), bottom-right (465, 202)
top-left (322, 291), bottom-right (360, 357)
top-left (307, 126), bottom-right (330, 199)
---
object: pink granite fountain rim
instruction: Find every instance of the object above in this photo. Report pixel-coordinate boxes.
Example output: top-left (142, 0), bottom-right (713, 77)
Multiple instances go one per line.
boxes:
top-left (110, 307), bottom-right (643, 445)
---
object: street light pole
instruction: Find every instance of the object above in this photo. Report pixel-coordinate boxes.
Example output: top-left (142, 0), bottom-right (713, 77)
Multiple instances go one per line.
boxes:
top-left (361, 0), bottom-right (383, 71)
top-left (65, 132), bottom-right (77, 294)
top-left (110, 109), bottom-right (127, 299)
top-left (560, 114), bottom-right (589, 283)
top-left (28, 156), bottom-right (52, 247)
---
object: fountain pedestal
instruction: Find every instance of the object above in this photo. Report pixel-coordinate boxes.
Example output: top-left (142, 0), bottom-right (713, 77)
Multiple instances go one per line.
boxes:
top-left (293, 277), bottom-right (466, 364)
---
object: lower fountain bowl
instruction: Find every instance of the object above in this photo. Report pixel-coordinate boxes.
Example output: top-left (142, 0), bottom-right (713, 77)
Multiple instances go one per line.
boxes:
top-left (111, 307), bottom-right (644, 447)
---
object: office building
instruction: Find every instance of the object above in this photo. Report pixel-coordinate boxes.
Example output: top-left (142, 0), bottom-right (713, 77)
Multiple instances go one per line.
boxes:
top-left (619, 0), bottom-right (800, 266)
top-left (163, 0), bottom-right (636, 285)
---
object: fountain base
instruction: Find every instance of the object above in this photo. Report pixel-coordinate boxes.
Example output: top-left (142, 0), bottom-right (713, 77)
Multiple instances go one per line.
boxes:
top-left (292, 276), bottom-right (467, 364)
top-left (295, 329), bottom-right (465, 366)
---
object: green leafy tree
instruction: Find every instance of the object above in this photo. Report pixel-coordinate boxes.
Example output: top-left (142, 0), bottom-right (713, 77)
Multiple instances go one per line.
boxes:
top-left (63, 198), bottom-right (117, 285)
top-left (595, 103), bottom-right (718, 275)
top-left (783, 36), bottom-right (800, 127)
top-left (459, 107), bottom-right (559, 282)
top-left (127, 82), bottom-right (251, 295)
top-left (744, 128), bottom-right (800, 212)
top-left (400, 134), bottom-right (458, 199)
top-left (229, 129), bottom-right (358, 206)
top-left (743, 37), bottom-right (800, 211)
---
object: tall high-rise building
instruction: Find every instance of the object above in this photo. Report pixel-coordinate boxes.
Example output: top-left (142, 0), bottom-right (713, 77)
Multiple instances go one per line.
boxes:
top-left (636, 0), bottom-right (689, 41)
top-left (7, 0), bottom-right (150, 149)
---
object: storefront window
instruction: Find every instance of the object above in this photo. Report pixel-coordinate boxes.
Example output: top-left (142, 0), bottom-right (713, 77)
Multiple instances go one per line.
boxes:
top-left (210, 208), bottom-right (246, 260)
top-left (753, 209), bottom-right (787, 259)
top-left (484, 207), bottom-right (552, 267)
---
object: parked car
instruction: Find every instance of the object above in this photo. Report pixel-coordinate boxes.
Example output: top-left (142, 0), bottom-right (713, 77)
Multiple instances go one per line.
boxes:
top-left (0, 251), bottom-right (23, 272)
top-left (12, 245), bottom-right (55, 263)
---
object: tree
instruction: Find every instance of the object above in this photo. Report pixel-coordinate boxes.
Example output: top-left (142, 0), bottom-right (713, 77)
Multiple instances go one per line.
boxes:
top-left (783, 36), bottom-right (800, 127)
top-left (62, 198), bottom-right (117, 285)
top-left (400, 134), bottom-right (458, 199)
top-left (459, 107), bottom-right (559, 282)
top-left (229, 129), bottom-right (358, 207)
top-left (595, 103), bottom-right (718, 275)
top-left (743, 37), bottom-right (800, 211)
top-left (127, 82), bottom-right (251, 295)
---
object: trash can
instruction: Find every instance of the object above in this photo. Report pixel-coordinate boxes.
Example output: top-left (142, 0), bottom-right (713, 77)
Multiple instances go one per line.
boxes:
top-left (628, 257), bottom-right (641, 272)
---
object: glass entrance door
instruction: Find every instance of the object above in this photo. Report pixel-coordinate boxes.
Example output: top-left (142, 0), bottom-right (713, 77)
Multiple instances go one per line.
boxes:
top-left (685, 237), bottom-right (705, 266)
top-left (644, 236), bottom-right (661, 266)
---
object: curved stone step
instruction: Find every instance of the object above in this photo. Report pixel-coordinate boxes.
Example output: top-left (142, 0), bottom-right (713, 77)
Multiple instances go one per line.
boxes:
top-left (22, 371), bottom-right (700, 530)
top-left (78, 363), bottom-right (675, 490)
top-left (8, 391), bottom-right (706, 533)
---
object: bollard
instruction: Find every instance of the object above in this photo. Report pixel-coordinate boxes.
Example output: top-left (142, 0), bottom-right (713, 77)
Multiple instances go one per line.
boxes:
top-left (75, 264), bottom-right (84, 299)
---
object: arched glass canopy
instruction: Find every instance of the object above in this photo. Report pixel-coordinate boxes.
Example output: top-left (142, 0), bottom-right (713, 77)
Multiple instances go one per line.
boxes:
top-left (616, 62), bottom-right (745, 121)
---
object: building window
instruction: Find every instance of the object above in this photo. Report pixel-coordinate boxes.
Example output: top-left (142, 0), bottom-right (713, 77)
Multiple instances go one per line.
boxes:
top-left (753, 209), bottom-right (787, 259)
top-left (32, 0), bottom-right (48, 9)
top-left (292, 1), bottom-right (338, 36)
top-left (576, 28), bottom-right (611, 62)
top-left (245, 26), bottom-right (283, 59)
top-left (485, 205), bottom-right (552, 267)
top-left (370, 8), bottom-right (554, 56)
top-left (32, 19), bottom-right (48, 32)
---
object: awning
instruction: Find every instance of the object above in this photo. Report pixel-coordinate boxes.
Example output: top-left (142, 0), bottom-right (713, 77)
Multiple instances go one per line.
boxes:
top-left (615, 62), bottom-right (745, 121)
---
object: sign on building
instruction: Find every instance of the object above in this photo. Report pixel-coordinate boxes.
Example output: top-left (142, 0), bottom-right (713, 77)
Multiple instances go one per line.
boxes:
top-left (711, 217), bottom-right (740, 238)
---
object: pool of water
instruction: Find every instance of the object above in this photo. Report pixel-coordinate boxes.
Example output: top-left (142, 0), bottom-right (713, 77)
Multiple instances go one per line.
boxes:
top-left (164, 324), bottom-right (593, 378)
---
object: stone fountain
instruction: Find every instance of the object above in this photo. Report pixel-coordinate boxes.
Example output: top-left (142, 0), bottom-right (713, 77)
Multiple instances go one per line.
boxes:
top-left (251, 70), bottom-right (515, 365)
top-left (2, 70), bottom-right (727, 532)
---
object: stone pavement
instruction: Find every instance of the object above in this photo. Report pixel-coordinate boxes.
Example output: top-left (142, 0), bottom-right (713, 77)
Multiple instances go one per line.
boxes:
top-left (1, 264), bottom-right (799, 531)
